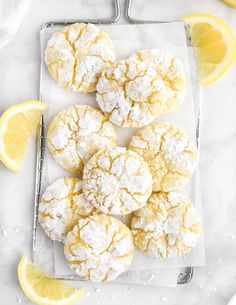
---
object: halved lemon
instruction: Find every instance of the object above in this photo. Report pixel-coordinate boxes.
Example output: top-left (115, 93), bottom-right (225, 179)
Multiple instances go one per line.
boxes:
top-left (0, 101), bottom-right (47, 172)
top-left (18, 256), bottom-right (85, 305)
top-left (223, 0), bottom-right (236, 8)
top-left (182, 13), bottom-right (236, 85)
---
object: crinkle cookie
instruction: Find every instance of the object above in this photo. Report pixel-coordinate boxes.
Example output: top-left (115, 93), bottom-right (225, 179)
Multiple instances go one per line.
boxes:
top-left (83, 147), bottom-right (152, 215)
top-left (131, 192), bottom-right (201, 259)
top-left (45, 23), bottom-right (115, 92)
top-left (47, 105), bottom-right (116, 175)
top-left (38, 177), bottom-right (96, 242)
top-left (96, 57), bottom-right (171, 127)
top-left (64, 214), bottom-right (134, 282)
top-left (130, 49), bottom-right (187, 113)
top-left (129, 122), bottom-right (198, 192)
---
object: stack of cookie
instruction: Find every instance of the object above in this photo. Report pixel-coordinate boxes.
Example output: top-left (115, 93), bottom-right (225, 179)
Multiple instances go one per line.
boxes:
top-left (39, 23), bottom-right (201, 283)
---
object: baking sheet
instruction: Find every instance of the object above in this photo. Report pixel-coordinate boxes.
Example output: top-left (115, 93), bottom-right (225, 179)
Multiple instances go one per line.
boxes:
top-left (34, 22), bottom-right (205, 286)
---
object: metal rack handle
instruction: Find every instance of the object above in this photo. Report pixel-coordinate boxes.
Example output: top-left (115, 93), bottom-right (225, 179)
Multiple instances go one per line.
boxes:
top-left (125, 0), bottom-right (180, 24)
top-left (42, 0), bottom-right (121, 29)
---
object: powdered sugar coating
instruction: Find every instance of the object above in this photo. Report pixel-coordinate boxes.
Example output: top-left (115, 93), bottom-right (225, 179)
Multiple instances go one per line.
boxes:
top-left (129, 122), bottom-right (198, 192)
top-left (96, 57), bottom-right (170, 127)
top-left (64, 214), bottom-right (134, 282)
top-left (38, 177), bottom-right (96, 242)
top-left (131, 192), bottom-right (201, 259)
top-left (130, 49), bottom-right (187, 113)
top-left (83, 147), bottom-right (153, 215)
top-left (45, 23), bottom-right (115, 93)
top-left (47, 105), bottom-right (116, 175)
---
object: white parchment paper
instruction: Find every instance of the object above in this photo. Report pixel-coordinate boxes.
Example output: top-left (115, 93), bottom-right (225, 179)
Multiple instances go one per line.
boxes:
top-left (34, 22), bottom-right (205, 287)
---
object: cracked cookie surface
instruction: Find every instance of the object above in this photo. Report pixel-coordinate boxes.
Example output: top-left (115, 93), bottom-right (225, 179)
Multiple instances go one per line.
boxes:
top-left (130, 49), bottom-right (186, 113)
top-left (131, 192), bottom-right (201, 259)
top-left (38, 177), bottom-right (96, 242)
top-left (83, 147), bottom-right (152, 215)
top-left (47, 105), bottom-right (116, 175)
top-left (129, 122), bottom-right (198, 192)
top-left (96, 56), bottom-right (170, 127)
top-left (45, 23), bottom-right (115, 92)
top-left (64, 214), bottom-right (134, 282)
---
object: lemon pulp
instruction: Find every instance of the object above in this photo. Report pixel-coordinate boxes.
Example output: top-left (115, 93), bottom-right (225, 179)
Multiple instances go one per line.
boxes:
top-left (18, 256), bottom-right (84, 305)
top-left (0, 101), bottom-right (47, 172)
top-left (182, 13), bottom-right (236, 85)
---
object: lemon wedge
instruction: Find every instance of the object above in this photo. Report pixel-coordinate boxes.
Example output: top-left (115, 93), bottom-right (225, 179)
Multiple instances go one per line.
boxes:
top-left (18, 256), bottom-right (85, 305)
top-left (0, 101), bottom-right (47, 172)
top-left (182, 13), bottom-right (236, 85)
top-left (223, 0), bottom-right (236, 8)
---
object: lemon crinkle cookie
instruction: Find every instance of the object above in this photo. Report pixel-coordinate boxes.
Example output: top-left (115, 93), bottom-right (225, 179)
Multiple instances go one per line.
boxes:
top-left (47, 105), bottom-right (116, 174)
top-left (131, 192), bottom-right (201, 259)
top-left (38, 177), bottom-right (96, 242)
top-left (83, 147), bottom-right (152, 215)
top-left (96, 56), bottom-right (172, 127)
top-left (64, 214), bottom-right (134, 282)
top-left (45, 23), bottom-right (115, 92)
top-left (130, 49), bottom-right (187, 113)
top-left (129, 122), bottom-right (198, 192)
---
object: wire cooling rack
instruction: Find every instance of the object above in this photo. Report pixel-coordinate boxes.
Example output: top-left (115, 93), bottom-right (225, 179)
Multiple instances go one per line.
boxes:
top-left (33, 0), bottom-right (201, 285)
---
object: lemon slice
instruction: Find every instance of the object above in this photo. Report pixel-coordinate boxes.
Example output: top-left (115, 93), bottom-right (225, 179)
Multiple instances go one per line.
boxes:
top-left (0, 101), bottom-right (47, 172)
top-left (223, 0), bottom-right (236, 8)
top-left (18, 256), bottom-right (85, 305)
top-left (182, 13), bottom-right (236, 85)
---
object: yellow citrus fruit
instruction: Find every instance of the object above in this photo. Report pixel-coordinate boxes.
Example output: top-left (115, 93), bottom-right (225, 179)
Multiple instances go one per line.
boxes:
top-left (182, 13), bottom-right (236, 85)
top-left (0, 101), bottom-right (47, 172)
top-left (223, 0), bottom-right (236, 8)
top-left (18, 256), bottom-right (85, 305)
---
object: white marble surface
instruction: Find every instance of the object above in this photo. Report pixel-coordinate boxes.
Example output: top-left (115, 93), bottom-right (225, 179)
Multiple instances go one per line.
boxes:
top-left (0, 0), bottom-right (236, 304)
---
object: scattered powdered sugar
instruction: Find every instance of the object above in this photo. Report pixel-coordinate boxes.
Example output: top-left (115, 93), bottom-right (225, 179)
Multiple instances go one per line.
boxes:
top-left (83, 146), bottom-right (152, 215)
top-left (64, 214), bottom-right (134, 282)
top-left (93, 287), bottom-right (101, 293)
top-left (0, 225), bottom-right (7, 238)
top-left (129, 122), bottom-right (198, 192)
top-left (86, 291), bottom-right (91, 297)
top-left (131, 192), bottom-right (201, 259)
top-left (47, 105), bottom-right (116, 175)
top-left (38, 177), bottom-right (97, 242)
top-left (45, 23), bottom-right (115, 93)
top-left (96, 57), bottom-right (168, 127)
top-left (16, 296), bottom-right (22, 303)
top-left (14, 227), bottom-right (20, 233)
